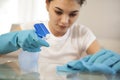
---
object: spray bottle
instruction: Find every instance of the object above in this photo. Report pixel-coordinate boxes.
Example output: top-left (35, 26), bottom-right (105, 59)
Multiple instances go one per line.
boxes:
top-left (18, 23), bottom-right (50, 73)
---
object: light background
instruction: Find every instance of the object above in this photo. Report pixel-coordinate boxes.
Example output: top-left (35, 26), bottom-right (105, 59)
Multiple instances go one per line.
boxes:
top-left (0, 0), bottom-right (120, 52)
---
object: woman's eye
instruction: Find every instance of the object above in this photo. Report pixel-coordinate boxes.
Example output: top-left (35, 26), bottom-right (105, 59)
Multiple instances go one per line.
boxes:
top-left (69, 13), bottom-right (77, 17)
top-left (55, 11), bottom-right (62, 15)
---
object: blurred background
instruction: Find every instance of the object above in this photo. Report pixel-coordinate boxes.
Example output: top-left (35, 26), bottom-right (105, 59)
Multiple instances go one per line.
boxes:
top-left (0, 0), bottom-right (120, 53)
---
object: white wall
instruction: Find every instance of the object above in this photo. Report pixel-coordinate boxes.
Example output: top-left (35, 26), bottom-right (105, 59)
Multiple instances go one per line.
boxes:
top-left (18, 0), bottom-right (48, 23)
top-left (0, 0), bottom-right (48, 34)
top-left (78, 0), bottom-right (120, 52)
top-left (79, 0), bottom-right (120, 39)
top-left (0, 0), bottom-right (18, 34)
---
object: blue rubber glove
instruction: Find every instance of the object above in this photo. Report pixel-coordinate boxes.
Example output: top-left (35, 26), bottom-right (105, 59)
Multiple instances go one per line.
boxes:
top-left (56, 56), bottom-right (91, 72)
top-left (0, 30), bottom-right (49, 54)
top-left (87, 49), bottom-right (120, 74)
top-left (57, 49), bottom-right (120, 74)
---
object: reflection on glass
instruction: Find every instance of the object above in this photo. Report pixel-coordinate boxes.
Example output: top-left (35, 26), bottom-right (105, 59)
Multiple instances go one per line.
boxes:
top-left (0, 61), bottom-right (120, 80)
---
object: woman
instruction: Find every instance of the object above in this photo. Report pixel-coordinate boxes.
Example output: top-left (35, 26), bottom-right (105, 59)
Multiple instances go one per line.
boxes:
top-left (0, 0), bottom-right (120, 74)
top-left (38, 0), bottom-right (100, 63)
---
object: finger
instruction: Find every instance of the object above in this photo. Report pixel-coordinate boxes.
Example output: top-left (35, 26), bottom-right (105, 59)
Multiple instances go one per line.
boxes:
top-left (112, 61), bottom-right (120, 73)
top-left (88, 49), bottom-right (106, 63)
top-left (37, 38), bottom-right (49, 47)
top-left (103, 55), bottom-right (120, 66)
top-left (22, 36), bottom-right (38, 49)
top-left (30, 31), bottom-right (49, 47)
top-left (22, 37), bottom-right (41, 52)
top-left (94, 51), bottom-right (113, 63)
top-left (57, 65), bottom-right (76, 72)
top-left (67, 60), bottom-right (83, 70)
top-left (91, 63), bottom-right (116, 74)
top-left (27, 34), bottom-right (41, 48)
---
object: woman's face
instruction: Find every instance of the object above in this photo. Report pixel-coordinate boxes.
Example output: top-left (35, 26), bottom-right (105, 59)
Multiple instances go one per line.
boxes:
top-left (46, 0), bottom-right (81, 36)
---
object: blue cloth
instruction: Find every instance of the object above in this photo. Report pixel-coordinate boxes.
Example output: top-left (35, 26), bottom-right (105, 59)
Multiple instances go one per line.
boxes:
top-left (57, 49), bottom-right (120, 74)
top-left (0, 30), bottom-right (49, 54)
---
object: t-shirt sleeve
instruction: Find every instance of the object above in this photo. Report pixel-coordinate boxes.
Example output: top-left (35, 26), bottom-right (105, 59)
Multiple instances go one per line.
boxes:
top-left (80, 25), bottom-right (96, 52)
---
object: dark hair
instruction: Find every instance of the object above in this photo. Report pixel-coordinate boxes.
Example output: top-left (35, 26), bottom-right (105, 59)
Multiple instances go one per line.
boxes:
top-left (76, 0), bottom-right (86, 6)
top-left (48, 0), bottom-right (86, 6)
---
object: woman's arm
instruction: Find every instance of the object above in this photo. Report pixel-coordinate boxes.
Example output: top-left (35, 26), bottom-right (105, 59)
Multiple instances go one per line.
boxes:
top-left (86, 40), bottom-right (101, 55)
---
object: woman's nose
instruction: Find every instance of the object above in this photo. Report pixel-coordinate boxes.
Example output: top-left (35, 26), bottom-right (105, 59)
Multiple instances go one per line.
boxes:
top-left (60, 15), bottom-right (69, 25)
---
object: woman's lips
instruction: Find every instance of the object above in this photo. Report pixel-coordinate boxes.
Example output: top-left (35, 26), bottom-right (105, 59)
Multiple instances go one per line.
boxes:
top-left (59, 25), bottom-right (67, 29)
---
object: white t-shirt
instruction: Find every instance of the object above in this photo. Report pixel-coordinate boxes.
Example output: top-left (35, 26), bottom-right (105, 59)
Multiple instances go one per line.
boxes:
top-left (37, 21), bottom-right (96, 64)
top-left (20, 21), bottom-right (96, 64)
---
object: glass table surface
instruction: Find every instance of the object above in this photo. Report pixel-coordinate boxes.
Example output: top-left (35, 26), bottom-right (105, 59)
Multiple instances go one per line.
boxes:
top-left (0, 55), bottom-right (120, 80)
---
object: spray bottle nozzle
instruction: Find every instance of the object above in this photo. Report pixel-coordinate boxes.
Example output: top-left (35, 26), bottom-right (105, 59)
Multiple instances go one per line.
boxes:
top-left (34, 23), bottom-right (50, 38)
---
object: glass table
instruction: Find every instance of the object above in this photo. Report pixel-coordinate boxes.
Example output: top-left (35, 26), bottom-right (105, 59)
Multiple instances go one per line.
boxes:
top-left (0, 55), bottom-right (120, 80)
